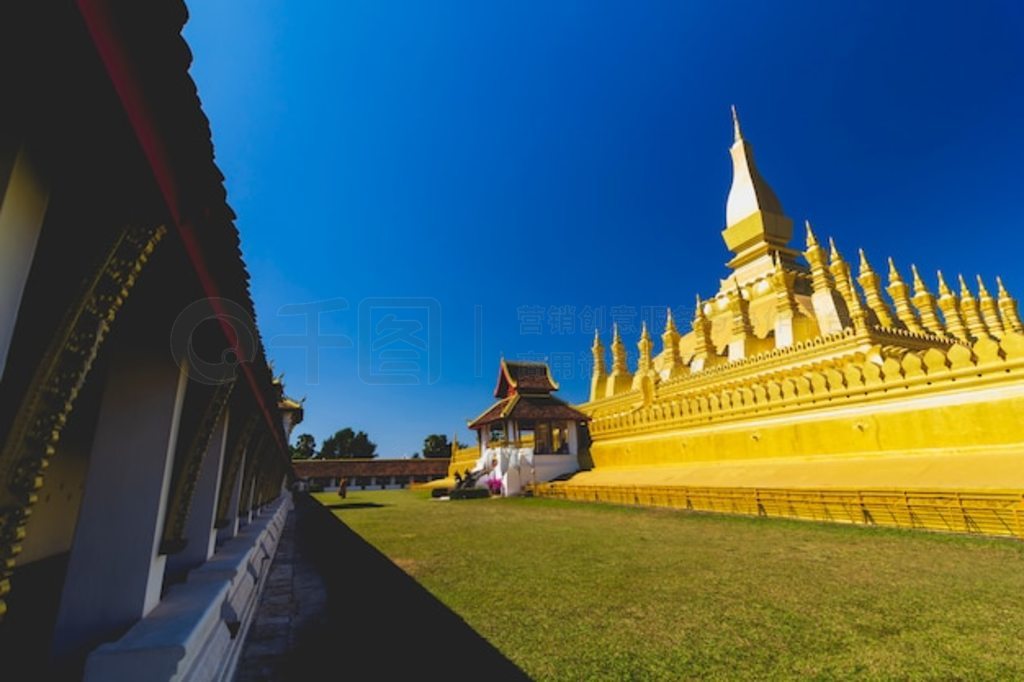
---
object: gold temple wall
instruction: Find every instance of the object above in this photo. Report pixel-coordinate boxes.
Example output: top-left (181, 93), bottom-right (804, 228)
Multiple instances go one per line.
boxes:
top-left (530, 484), bottom-right (1024, 539)
top-left (589, 386), bottom-right (1024, 470)
top-left (582, 331), bottom-right (1024, 480)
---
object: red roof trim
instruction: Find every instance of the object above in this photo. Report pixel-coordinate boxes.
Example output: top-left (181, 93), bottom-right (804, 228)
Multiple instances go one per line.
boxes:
top-left (75, 0), bottom-right (285, 454)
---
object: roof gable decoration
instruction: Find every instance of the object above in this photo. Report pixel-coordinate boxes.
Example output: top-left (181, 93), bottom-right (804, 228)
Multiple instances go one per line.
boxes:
top-left (493, 358), bottom-right (559, 398)
top-left (472, 359), bottom-right (588, 429)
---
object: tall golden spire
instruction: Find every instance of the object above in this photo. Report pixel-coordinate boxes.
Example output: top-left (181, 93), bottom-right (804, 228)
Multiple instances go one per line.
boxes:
top-left (605, 323), bottom-right (633, 397)
top-left (886, 258), bottom-right (924, 333)
top-left (975, 276), bottom-right (1004, 337)
top-left (728, 282), bottom-right (753, 338)
top-left (857, 249), bottom-right (895, 328)
top-left (727, 282), bottom-right (753, 361)
top-left (804, 222), bottom-right (831, 293)
top-left (935, 270), bottom-right (969, 341)
top-left (589, 328), bottom-right (607, 402)
top-left (661, 308), bottom-right (684, 379)
top-left (637, 321), bottom-right (653, 372)
top-left (804, 221), bottom-right (850, 334)
top-left (997, 276), bottom-right (1024, 333)
top-left (844, 271), bottom-right (870, 336)
top-left (722, 107), bottom-right (797, 278)
top-left (632, 321), bottom-right (660, 391)
top-left (592, 328), bottom-right (606, 374)
top-left (957, 274), bottom-right (990, 341)
top-left (828, 237), bottom-right (857, 313)
top-left (690, 296), bottom-right (716, 373)
top-left (610, 323), bottom-right (627, 374)
top-left (770, 252), bottom-right (798, 349)
top-left (910, 264), bottom-right (946, 336)
top-left (771, 252), bottom-right (798, 315)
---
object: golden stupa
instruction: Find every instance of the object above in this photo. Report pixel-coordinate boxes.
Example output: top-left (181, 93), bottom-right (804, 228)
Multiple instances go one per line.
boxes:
top-left (535, 109), bottom-right (1024, 537)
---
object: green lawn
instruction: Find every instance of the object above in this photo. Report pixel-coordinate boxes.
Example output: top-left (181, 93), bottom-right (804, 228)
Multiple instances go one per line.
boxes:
top-left (314, 489), bottom-right (1024, 680)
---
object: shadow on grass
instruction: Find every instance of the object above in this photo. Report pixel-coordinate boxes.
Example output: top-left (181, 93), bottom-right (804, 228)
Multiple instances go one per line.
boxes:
top-left (292, 493), bottom-right (528, 680)
top-left (321, 501), bottom-right (389, 510)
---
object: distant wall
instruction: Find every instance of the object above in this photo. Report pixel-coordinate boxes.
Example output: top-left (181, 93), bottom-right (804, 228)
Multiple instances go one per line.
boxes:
top-left (291, 458), bottom-right (449, 481)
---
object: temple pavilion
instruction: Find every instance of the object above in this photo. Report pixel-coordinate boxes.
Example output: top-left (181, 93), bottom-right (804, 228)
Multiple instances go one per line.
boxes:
top-left (532, 108), bottom-right (1024, 539)
top-left (464, 360), bottom-right (589, 495)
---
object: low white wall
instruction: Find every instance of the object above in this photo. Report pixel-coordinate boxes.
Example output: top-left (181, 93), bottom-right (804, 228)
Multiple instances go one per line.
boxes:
top-left (480, 447), bottom-right (579, 496)
top-left (82, 494), bottom-right (292, 682)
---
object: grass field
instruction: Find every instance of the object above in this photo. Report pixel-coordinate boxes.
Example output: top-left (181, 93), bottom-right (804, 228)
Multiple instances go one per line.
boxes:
top-left (314, 489), bottom-right (1024, 680)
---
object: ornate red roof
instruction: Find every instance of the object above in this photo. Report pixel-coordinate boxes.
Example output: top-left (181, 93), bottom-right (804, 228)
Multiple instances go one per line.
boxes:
top-left (468, 393), bottom-right (589, 429)
top-left (493, 359), bottom-right (559, 398)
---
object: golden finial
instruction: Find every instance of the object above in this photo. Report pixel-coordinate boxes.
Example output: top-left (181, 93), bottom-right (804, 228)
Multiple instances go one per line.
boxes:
top-left (661, 306), bottom-right (683, 377)
top-left (910, 264), bottom-right (928, 293)
top-left (887, 257), bottom-right (902, 283)
top-left (957, 274), bottom-right (972, 298)
top-left (976, 275), bottom-right (991, 299)
top-left (975, 275), bottom-right (1005, 337)
top-left (886, 257), bottom-right (922, 332)
top-left (934, 270), bottom-right (967, 339)
top-left (636, 320), bottom-right (654, 374)
top-left (858, 248), bottom-right (873, 275)
top-left (804, 220), bottom-right (818, 248)
top-left (609, 321), bottom-right (628, 375)
top-left (846, 271), bottom-right (867, 328)
top-left (731, 104), bottom-right (743, 142)
top-left (694, 294), bottom-right (705, 320)
top-left (995, 276), bottom-right (1024, 333)
top-left (665, 306), bottom-right (678, 333)
top-left (828, 237), bottom-right (842, 264)
top-left (936, 270), bottom-right (953, 297)
top-left (590, 327), bottom-right (607, 384)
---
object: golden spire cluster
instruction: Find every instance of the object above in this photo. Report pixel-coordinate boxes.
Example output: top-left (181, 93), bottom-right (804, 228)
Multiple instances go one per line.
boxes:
top-left (809, 225), bottom-right (1022, 343)
top-left (584, 109), bottom-right (1024, 403)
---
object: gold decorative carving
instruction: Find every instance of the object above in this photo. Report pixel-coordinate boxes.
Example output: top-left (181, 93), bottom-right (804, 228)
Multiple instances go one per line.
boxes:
top-left (239, 438), bottom-right (266, 515)
top-left (213, 412), bottom-right (260, 529)
top-left (0, 223), bottom-right (166, 619)
top-left (159, 379), bottom-right (235, 555)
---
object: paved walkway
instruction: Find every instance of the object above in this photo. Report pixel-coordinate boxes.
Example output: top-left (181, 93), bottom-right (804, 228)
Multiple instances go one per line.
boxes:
top-left (234, 512), bottom-right (330, 682)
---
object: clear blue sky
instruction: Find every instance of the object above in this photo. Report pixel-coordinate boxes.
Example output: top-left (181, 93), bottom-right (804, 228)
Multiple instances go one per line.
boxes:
top-left (183, 1), bottom-right (1024, 457)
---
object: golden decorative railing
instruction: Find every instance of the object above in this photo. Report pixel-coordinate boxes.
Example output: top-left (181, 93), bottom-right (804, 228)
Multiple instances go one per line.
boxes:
top-left (447, 445), bottom-right (481, 478)
top-left (527, 483), bottom-right (1024, 539)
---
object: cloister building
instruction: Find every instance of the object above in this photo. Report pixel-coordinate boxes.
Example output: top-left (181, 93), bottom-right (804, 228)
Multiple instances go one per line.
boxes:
top-left (0, 2), bottom-right (301, 678)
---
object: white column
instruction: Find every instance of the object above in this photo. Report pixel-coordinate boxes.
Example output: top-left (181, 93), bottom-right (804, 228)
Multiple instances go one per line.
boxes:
top-left (242, 467), bottom-right (258, 526)
top-left (52, 352), bottom-right (189, 658)
top-left (166, 411), bottom-right (229, 577)
top-left (216, 448), bottom-right (246, 543)
top-left (0, 145), bottom-right (51, 380)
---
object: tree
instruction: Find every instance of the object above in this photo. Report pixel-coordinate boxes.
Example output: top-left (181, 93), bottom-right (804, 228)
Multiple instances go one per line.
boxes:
top-left (423, 434), bottom-right (451, 459)
top-left (319, 427), bottom-right (378, 459)
top-left (350, 430), bottom-right (377, 458)
top-left (290, 433), bottom-right (316, 460)
top-left (320, 427), bottom-right (354, 459)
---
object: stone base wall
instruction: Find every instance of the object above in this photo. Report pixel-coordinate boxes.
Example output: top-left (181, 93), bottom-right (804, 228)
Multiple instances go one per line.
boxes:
top-left (82, 495), bottom-right (292, 682)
